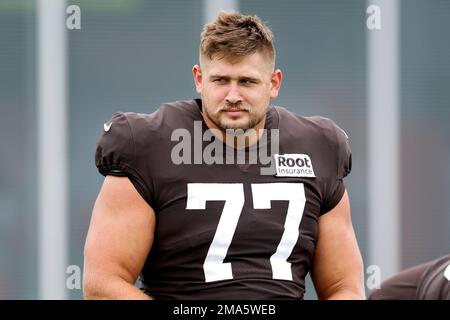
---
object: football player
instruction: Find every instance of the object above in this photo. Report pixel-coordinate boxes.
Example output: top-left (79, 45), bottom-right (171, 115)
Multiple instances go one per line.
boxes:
top-left (368, 254), bottom-right (450, 300)
top-left (83, 11), bottom-right (365, 300)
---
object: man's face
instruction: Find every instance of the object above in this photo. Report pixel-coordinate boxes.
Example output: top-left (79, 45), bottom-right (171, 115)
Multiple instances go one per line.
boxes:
top-left (193, 52), bottom-right (282, 131)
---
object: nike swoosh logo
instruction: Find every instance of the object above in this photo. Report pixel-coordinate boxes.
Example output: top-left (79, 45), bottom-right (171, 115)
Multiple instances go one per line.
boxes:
top-left (104, 122), bottom-right (112, 132)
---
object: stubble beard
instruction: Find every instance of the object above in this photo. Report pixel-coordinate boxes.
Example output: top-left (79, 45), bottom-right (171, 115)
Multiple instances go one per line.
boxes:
top-left (202, 100), bottom-right (267, 132)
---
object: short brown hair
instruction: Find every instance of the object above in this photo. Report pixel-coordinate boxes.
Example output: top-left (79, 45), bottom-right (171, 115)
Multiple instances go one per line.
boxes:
top-left (200, 11), bottom-right (275, 67)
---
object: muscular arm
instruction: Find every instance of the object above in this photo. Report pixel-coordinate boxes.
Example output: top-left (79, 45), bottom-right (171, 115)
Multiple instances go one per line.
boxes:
top-left (83, 176), bottom-right (155, 299)
top-left (311, 190), bottom-right (365, 300)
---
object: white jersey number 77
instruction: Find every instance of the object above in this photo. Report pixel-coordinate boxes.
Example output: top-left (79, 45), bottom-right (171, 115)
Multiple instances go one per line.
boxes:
top-left (186, 183), bottom-right (306, 282)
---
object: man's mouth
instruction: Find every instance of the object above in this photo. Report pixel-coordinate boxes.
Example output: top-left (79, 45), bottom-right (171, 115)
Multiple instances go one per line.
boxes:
top-left (221, 106), bottom-right (249, 116)
top-left (224, 108), bottom-right (246, 114)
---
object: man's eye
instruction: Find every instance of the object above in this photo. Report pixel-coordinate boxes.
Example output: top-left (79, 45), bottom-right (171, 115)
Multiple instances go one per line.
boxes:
top-left (213, 78), bottom-right (225, 82)
top-left (240, 80), bottom-right (254, 85)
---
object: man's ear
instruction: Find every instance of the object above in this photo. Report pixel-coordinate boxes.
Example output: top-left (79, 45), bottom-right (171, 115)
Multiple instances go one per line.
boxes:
top-left (270, 69), bottom-right (282, 99)
top-left (192, 65), bottom-right (202, 94)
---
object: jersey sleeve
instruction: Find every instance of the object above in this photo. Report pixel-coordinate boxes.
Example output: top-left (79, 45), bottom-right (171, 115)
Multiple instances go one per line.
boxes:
top-left (416, 254), bottom-right (450, 300)
top-left (319, 119), bottom-right (352, 215)
top-left (95, 112), bottom-right (153, 206)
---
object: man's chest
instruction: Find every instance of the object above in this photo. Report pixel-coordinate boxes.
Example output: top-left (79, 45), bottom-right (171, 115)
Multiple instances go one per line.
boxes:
top-left (151, 163), bottom-right (322, 278)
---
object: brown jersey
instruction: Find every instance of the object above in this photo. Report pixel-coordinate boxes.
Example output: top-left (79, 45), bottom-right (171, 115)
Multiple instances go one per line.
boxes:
top-left (367, 254), bottom-right (450, 300)
top-left (416, 254), bottom-right (450, 300)
top-left (95, 99), bottom-right (351, 299)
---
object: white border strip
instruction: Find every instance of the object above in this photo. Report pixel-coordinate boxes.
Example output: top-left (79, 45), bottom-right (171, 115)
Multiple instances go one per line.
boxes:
top-left (37, 0), bottom-right (68, 299)
top-left (367, 0), bottom-right (401, 280)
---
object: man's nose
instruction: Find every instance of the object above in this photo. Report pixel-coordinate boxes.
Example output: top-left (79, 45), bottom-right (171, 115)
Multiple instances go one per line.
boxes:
top-left (225, 83), bottom-right (242, 104)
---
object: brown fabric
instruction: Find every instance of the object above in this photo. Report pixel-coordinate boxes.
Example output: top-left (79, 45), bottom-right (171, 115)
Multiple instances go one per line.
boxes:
top-left (367, 262), bottom-right (431, 300)
top-left (95, 99), bottom-right (352, 299)
top-left (367, 254), bottom-right (450, 300)
top-left (416, 254), bottom-right (450, 300)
